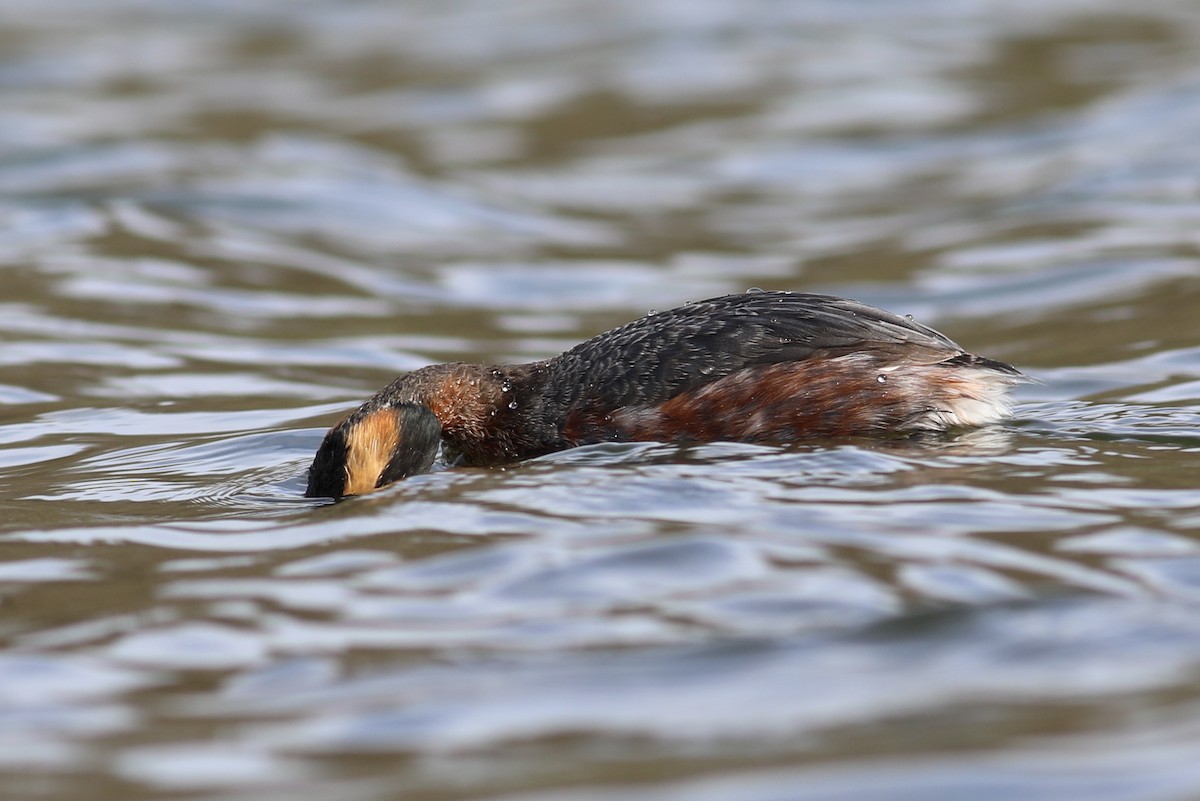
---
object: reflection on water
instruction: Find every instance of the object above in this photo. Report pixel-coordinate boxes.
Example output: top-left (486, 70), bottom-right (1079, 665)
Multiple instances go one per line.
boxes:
top-left (2, 0), bottom-right (1200, 799)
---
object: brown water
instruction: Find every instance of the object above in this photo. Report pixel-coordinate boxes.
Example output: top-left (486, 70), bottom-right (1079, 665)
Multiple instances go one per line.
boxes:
top-left (2, 1), bottom-right (1200, 799)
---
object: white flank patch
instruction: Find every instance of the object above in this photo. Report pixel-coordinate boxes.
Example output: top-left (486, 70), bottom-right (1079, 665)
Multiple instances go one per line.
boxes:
top-left (913, 367), bottom-right (1021, 431)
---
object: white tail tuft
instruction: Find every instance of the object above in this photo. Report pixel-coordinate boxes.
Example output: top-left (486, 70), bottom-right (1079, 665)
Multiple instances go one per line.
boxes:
top-left (910, 366), bottom-right (1022, 431)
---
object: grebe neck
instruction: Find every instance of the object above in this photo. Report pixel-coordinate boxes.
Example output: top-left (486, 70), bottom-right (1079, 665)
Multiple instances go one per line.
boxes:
top-left (382, 362), bottom-right (554, 465)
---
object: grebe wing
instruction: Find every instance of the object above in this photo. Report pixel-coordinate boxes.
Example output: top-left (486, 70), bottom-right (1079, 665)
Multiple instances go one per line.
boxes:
top-left (552, 292), bottom-right (979, 409)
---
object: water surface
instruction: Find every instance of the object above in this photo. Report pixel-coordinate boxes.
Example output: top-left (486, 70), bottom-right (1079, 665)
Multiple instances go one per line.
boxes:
top-left (2, 1), bottom-right (1200, 799)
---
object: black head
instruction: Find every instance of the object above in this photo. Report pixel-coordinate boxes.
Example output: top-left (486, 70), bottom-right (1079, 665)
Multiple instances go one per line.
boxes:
top-left (305, 402), bottom-right (442, 500)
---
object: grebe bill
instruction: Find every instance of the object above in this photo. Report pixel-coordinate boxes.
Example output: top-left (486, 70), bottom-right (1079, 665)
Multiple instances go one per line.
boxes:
top-left (306, 292), bottom-right (1023, 500)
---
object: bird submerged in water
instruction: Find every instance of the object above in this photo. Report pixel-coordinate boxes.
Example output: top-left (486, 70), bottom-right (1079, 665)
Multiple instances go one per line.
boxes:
top-left (306, 292), bottom-right (1021, 500)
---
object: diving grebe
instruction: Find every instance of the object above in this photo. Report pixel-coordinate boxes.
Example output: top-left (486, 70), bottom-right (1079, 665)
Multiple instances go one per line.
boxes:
top-left (306, 292), bottom-right (1021, 499)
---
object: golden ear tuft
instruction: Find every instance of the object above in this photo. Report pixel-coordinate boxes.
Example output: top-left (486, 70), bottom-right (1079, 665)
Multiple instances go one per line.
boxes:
top-left (342, 408), bottom-right (402, 497)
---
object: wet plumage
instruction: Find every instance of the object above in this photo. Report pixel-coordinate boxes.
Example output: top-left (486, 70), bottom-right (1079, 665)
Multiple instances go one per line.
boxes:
top-left (306, 292), bottom-right (1022, 499)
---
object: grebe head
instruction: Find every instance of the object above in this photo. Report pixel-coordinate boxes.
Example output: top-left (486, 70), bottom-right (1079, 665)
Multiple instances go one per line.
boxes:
top-left (305, 402), bottom-right (441, 500)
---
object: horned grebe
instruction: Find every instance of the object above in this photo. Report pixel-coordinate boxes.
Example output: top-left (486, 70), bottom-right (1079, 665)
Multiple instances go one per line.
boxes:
top-left (306, 292), bottom-right (1021, 499)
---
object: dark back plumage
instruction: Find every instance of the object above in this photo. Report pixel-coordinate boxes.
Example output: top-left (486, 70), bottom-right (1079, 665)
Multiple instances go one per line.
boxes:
top-left (542, 292), bottom-right (972, 411)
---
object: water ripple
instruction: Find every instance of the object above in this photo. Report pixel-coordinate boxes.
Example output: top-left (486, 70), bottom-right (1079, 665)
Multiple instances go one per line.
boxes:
top-left (4, 0), bottom-right (1200, 798)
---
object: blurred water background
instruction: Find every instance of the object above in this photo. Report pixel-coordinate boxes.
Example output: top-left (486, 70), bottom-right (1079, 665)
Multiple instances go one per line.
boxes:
top-left (2, 1), bottom-right (1200, 799)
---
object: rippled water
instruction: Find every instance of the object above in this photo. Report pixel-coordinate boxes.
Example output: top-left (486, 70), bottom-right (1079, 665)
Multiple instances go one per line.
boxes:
top-left (3, 1), bottom-right (1200, 799)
